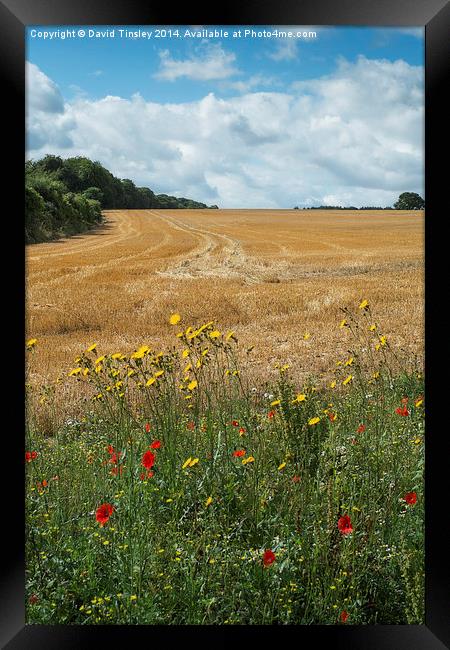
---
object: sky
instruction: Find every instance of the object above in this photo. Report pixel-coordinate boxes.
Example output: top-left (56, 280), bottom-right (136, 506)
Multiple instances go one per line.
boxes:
top-left (26, 25), bottom-right (424, 208)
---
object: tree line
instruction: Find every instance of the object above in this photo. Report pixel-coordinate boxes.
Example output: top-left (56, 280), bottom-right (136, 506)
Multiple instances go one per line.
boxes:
top-left (25, 155), bottom-right (218, 244)
top-left (294, 193), bottom-right (425, 211)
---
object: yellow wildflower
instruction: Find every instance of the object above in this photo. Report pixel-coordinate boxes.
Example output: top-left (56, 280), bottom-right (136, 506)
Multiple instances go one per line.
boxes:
top-left (278, 462), bottom-right (287, 471)
top-left (169, 313), bottom-right (181, 325)
top-left (86, 343), bottom-right (97, 352)
top-left (242, 456), bottom-right (255, 465)
top-left (343, 375), bottom-right (353, 385)
top-left (187, 379), bottom-right (198, 391)
top-left (271, 399), bottom-right (281, 407)
top-left (308, 417), bottom-right (321, 425)
top-left (131, 345), bottom-right (150, 359)
top-left (205, 496), bottom-right (213, 507)
top-left (359, 299), bottom-right (369, 310)
top-left (209, 330), bottom-right (221, 339)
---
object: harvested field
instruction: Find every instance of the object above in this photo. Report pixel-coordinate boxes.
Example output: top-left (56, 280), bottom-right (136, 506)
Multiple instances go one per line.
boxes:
top-left (26, 209), bottom-right (424, 395)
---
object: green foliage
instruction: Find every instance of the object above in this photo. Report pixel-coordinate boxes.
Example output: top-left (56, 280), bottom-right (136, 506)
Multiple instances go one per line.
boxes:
top-left (25, 155), bottom-right (217, 243)
top-left (393, 192), bottom-right (425, 210)
top-left (25, 167), bottom-right (103, 244)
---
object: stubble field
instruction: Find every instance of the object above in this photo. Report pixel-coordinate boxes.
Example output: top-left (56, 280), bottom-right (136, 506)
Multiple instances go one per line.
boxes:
top-left (26, 208), bottom-right (424, 397)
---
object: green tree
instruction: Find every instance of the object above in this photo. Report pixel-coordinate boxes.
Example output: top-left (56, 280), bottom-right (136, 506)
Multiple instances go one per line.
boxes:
top-left (393, 192), bottom-right (425, 210)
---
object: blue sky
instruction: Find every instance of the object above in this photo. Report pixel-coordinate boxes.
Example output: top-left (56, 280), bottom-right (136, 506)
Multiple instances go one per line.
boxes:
top-left (26, 26), bottom-right (424, 207)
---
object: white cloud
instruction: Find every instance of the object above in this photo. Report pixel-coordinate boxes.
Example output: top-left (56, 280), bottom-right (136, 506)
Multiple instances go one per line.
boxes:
top-left (26, 56), bottom-right (424, 208)
top-left (397, 27), bottom-right (424, 38)
top-left (269, 38), bottom-right (299, 61)
top-left (154, 44), bottom-right (239, 81)
top-left (26, 61), bottom-right (64, 113)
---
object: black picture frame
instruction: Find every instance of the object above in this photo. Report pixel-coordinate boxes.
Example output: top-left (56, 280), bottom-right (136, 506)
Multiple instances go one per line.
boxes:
top-left (3, 0), bottom-right (449, 647)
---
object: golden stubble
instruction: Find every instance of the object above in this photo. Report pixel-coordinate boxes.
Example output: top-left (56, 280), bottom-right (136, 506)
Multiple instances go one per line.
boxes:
top-left (26, 209), bottom-right (424, 402)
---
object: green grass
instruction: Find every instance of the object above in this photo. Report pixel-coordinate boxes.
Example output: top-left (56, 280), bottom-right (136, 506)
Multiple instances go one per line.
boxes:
top-left (25, 307), bottom-right (424, 625)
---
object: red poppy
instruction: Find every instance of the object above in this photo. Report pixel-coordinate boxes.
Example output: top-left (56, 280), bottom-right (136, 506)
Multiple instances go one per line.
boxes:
top-left (267, 410), bottom-right (276, 419)
top-left (111, 466), bottom-right (124, 476)
top-left (145, 423), bottom-right (151, 433)
top-left (340, 610), bottom-right (349, 623)
top-left (401, 397), bottom-right (409, 405)
top-left (357, 424), bottom-right (366, 433)
top-left (231, 420), bottom-right (239, 427)
top-left (292, 475), bottom-right (301, 483)
top-left (395, 406), bottom-right (409, 417)
top-left (25, 451), bottom-right (38, 463)
top-left (142, 450), bottom-right (155, 469)
top-left (150, 440), bottom-right (161, 449)
top-left (337, 514), bottom-right (353, 535)
top-left (187, 421), bottom-right (195, 430)
top-left (404, 491), bottom-right (417, 505)
top-left (232, 449), bottom-right (246, 458)
top-left (263, 549), bottom-right (276, 566)
top-left (96, 503), bottom-right (114, 526)
top-left (42, 479), bottom-right (48, 487)
top-left (140, 470), bottom-right (154, 480)
top-left (29, 594), bottom-right (38, 605)
top-left (328, 412), bottom-right (337, 422)
top-left (107, 444), bottom-right (115, 455)
top-left (239, 427), bottom-right (246, 435)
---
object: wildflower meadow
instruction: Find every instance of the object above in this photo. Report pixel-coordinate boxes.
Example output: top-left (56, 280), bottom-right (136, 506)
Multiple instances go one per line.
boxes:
top-left (25, 301), bottom-right (424, 625)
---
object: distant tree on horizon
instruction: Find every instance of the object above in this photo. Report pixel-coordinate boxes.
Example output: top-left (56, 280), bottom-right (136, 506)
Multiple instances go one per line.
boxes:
top-left (394, 192), bottom-right (425, 210)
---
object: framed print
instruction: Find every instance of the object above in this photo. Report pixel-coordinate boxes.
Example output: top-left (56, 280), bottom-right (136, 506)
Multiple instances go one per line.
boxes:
top-left (2, 0), bottom-right (449, 646)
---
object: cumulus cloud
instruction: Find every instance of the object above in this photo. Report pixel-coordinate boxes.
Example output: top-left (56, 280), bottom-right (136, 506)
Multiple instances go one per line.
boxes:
top-left (26, 61), bottom-right (65, 114)
top-left (26, 62), bottom-right (75, 150)
top-left (26, 56), bottom-right (424, 207)
top-left (154, 44), bottom-right (239, 81)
